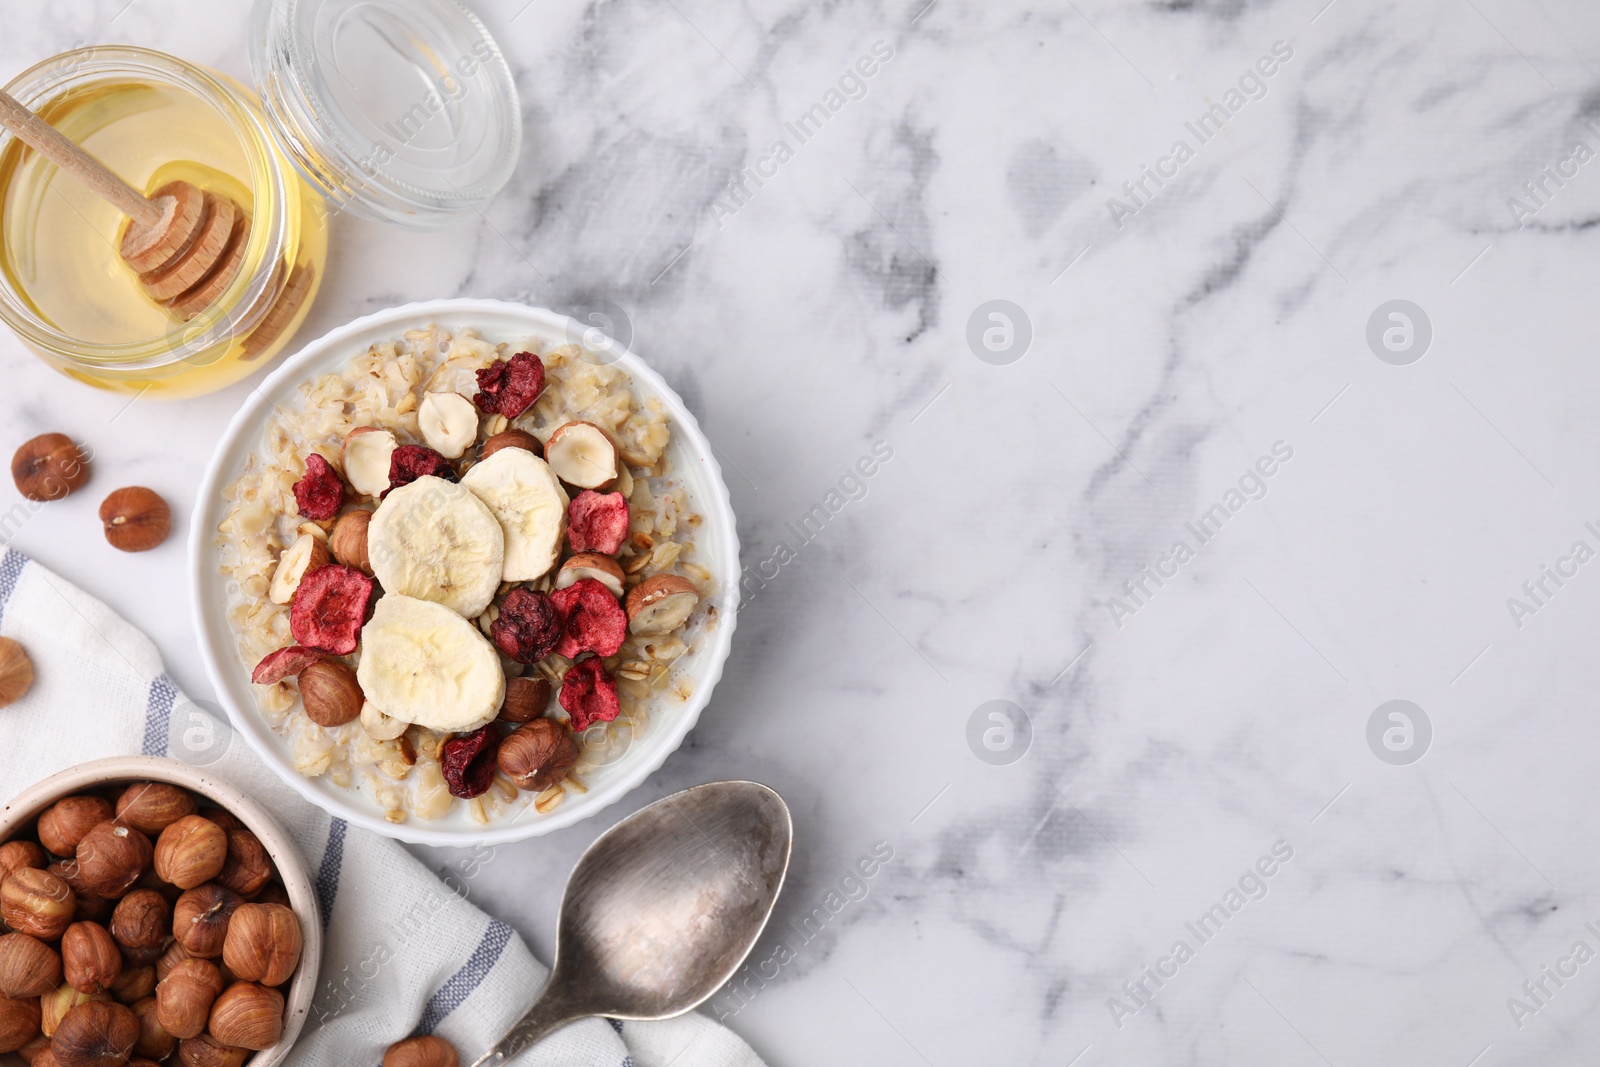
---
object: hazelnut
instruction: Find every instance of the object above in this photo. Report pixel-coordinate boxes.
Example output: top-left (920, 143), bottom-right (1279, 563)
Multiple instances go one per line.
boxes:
top-left (70, 895), bottom-right (114, 927)
top-left (0, 934), bottom-right (62, 998)
top-left (498, 676), bottom-right (552, 724)
top-left (129, 997), bottom-right (174, 1061)
top-left (115, 784), bottom-right (197, 835)
top-left (215, 832), bottom-right (271, 899)
top-left (0, 637), bottom-right (34, 706)
top-left (37, 797), bottom-right (116, 857)
top-left (624, 574), bottom-right (699, 636)
top-left (383, 1034), bottom-right (460, 1067)
top-left (74, 822), bottom-right (152, 898)
top-left (1, 867), bottom-right (77, 940)
top-left (98, 488), bottom-right (171, 553)
top-left (175, 1033), bottom-right (247, 1067)
top-left (329, 509), bottom-right (374, 575)
top-left (61, 924), bottom-right (121, 996)
top-left (0, 994), bottom-right (41, 1054)
top-left (50, 1000), bottom-right (138, 1067)
top-left (207, 982), bottom-right (282, 1050)
top-left (110, 891), bottom-right (170, 967)
top-left (153, 817), bottom-right (227, 891)
top-left (0, 840), bottom-right (46, 882)
top-left (545, 421), bottom-right (619, 489)
top-left (170, 886), bottom-right (239, 959)
top-left (11, 433), bottom-right (90, 502)
top-left (298, 660), bottom-right (363, 727)
top-left (497, 719), bottom-right (578, 792)
top-left (17, 1032), bottom-right (51, 1063)
top-left (253, 882), bottom-right (290, 909)
top-left (154, 942), bottom-right (189, 983)
top-left (221, 904), bottom-right (301, 987)
top-left (108, 966), bottom-right (154, 1006)
top-left (197, 809), bottom-right (243, 834)
top-left (479, 428), bottom-right (542, 460)
top-left (154, 959), bottom-right (221, 1039)
top-left (40, 984), bottom-right (107, 1038)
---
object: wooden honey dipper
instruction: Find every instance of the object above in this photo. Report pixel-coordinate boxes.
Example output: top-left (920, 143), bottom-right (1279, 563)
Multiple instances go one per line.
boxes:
top-left (0, 88), bottom-right (250, 322)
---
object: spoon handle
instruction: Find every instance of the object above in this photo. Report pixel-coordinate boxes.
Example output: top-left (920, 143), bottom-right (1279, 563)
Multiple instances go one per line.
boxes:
top-left (468, 992), bottom-right (581, 1067)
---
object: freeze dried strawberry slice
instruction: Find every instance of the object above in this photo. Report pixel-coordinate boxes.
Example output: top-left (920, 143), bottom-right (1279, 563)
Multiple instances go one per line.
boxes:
top-left (567, 491), bottom-right (629, 555)
top-left (550, 577), bottom-right (627, 659)
top-left (473, 352), bottom-right (545, 419)
top-left (490, 587), bottom-right (562, 664)
top-left (289, 565), bottom-right (376, 655)
top-left (293, 453), bottom-right (344, 520)
top-left (559, 657), bottom-right (622, 731)
top-left (251, 646), bottom-right (321, 684)
top-left (386, 445), bottom-right (457, 495)
top-left (441, 724), bottom-right (500, 799)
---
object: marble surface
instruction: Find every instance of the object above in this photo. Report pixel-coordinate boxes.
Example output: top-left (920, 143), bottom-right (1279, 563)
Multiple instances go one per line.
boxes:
top-left (7, 0), bottom-right (1600, 1063)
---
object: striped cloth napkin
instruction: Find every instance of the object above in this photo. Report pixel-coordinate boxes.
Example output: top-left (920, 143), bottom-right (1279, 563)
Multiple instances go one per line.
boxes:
top-left (0, 549), bottom-right (766, 1067)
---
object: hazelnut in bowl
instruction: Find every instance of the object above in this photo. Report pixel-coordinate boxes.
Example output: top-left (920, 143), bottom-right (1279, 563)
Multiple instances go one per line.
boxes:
top-left (0, 757), bottom-right (321, 1067)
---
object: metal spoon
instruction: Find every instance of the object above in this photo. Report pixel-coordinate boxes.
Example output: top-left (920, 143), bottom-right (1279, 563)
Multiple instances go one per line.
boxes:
top-left (468, 780), bottom-right (793, 1065)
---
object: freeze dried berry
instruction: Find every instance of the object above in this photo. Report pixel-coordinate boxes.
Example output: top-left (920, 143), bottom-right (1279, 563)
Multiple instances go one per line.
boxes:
top-left (441, 724), bottom-right (501, 799)
top-left (473, 352), bottom-right (546, 419)
top-left (292, 453), bottom-right (343, 520)
top-left (490, 587), bottom-right (562, 664)
top-left (386, 445), bottom-right (457, 495)
top-left (251, 646), bottom-right (321, 685)
top-left (567, 491), bottom-right (629, 555)
top-left (550, 578), bottom-right (627, 659)
top-left (290, 565), bottom-right (376, 655)
top-left (560, 657), bottom-right (622, 732)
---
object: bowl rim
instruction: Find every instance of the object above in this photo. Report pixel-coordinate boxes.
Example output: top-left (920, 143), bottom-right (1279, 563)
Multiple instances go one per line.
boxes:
top-left (0, 755), bottom-right (322, 1067)
top-left (187, 298), bottom-right (742, 845)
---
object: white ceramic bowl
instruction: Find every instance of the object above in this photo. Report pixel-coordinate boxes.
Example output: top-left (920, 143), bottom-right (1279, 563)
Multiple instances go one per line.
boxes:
top-left (0, 756), bottom-right (322, 1067)
top-left (189, 299), bottom-right (741, 846)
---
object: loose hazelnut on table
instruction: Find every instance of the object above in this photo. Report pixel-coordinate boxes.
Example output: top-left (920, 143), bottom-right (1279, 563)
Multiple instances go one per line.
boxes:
top-left (153, 816), bottom-right (228, 891)
top-left (329, 509), bottom-right (373, 575)
top-left (155, 958), bottom-right (222, 1040)
top-left (497, 719), bottom-right (578, 793)
top-left (221, 904), bottom-right (301, 987)
top-left (37, 797), bottom-right (116, 857)
top-left (384, 1034), bottom-right (460, 1067)
top-left (0, 637), bottom-right (34, 707)
top-left (207, 982), bottom-right (283, 1050)
top-left (61, 923), bottom-right (121, 996)
top-left (74, 822), bottom-right (152, 899)
top-left (11, 433), bottom-right (90, 502)
top-left (114, 783), bottom-right (198, 836)
top-left (171, 886), bottom-right (239, 959)
top-left (625, 574), bottom-right (700, 637)
top-left (0, 994), bottom-right (41, 1053)
top-left (298, 660), bottom-right (364, 727)
top-left (176, 1032), bottom-right (248, 1067)
top-left (110, 891), bottom-right (170, 968)
top-left (1, 868), bottom-right (77, 940)
top-left (99, 488), bottom-right (172, 553)
top-left (51, 1000), bottom-right (138, 1066)
top-left (0, 933), bottom-right (62, 998)
top-left (498, 675), bottom-right (552, 724)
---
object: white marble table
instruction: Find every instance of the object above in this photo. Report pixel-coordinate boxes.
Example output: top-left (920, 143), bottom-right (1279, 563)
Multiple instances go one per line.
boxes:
top-left (9, 0), bottom-right (1600, 1062)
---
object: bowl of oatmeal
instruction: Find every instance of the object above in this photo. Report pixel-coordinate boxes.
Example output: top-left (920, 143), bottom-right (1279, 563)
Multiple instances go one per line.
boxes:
top-left (188, 300), bottom-right (740, 845)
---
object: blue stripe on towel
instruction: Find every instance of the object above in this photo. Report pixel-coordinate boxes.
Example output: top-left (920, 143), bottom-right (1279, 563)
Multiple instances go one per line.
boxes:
top-left (141, 674), bottom-right (178, 756)
top-left (0, 548), bottom-right (26, 628)
top-left (316, 819), bottom-right (348, 930)
top-left (416, 918), bottom-right (513, 1036)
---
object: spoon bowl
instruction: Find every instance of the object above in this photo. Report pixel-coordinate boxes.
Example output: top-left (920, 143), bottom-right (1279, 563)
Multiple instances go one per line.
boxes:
top-left (472, 780), bottom-right (792, 1064)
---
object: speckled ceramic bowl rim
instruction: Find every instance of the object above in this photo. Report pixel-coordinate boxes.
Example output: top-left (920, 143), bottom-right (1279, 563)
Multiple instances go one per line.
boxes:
top-left (0, 756), bottom-right (322, 1067)
top-left (187, 298), bottom-right (742, 846)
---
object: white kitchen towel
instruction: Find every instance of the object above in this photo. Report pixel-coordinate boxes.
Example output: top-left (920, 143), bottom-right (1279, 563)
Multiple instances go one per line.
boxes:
top-left (0, 549), bottom-right (766, 1067)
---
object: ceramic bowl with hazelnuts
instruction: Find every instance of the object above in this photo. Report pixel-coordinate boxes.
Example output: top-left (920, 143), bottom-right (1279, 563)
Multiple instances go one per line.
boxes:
top-left (0, 757), bottom-right (321, 1067)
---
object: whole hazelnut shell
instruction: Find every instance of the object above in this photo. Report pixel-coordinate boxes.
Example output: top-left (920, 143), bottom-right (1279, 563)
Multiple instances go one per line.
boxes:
top-left (11, 433), bottom-right (90, 503)
top-left (298, 660), bottom-right (363, 728)
top-left (498, 676), bottom-right (552, 724)
top-left (51, 1000), bottom-right (138, 1067)
top-left (61, 923), bottom-right (122, 996)
top-left (383, 1034), bottom-right (460, 1067)
top-left (215, 831), bottom-right (271, 900)
top-left (207, 982), bottom-right (283, 1050)
top-left (129, 997), bottom-right (175, 1060)
top-left (329, 510), bottom-right (374, 575)
top-left (37, 797), bottom-right (116, 857)
top-left (1, 868), bottom-right (77, 940)
top-left (0, 934), bottom-right (62, 998)
top-left (0, 637), bottom-right (33, 707)
top-left (0, 840), bottom-right (46, 882)
top-left (221, 904), bottom-right (302, 987)
top-left (0, 994), bottom-right (41, 1054)
top-left (74, 823), bottom-right (152, 899)
top-left (153, 817), bottom-right (228, 891)
top-left (497, 719), bottom-right (578, 793)
top-left (175, 1032), bottom-right (247, 1067)
top-left (170, 886), bottom-right (240, 960)
top-left (99, 488), bottom-right (172, 553)
top-left (154, 959), bottom-right (221, 1040)
top-left (115, 784), bottom-right (198, 836)
top-left (110, 891), bottom-right (170, 966)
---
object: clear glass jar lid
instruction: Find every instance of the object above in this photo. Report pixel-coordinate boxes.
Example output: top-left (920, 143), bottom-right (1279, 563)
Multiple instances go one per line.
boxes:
top-left (249, 0), bottom-right (521, 230)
